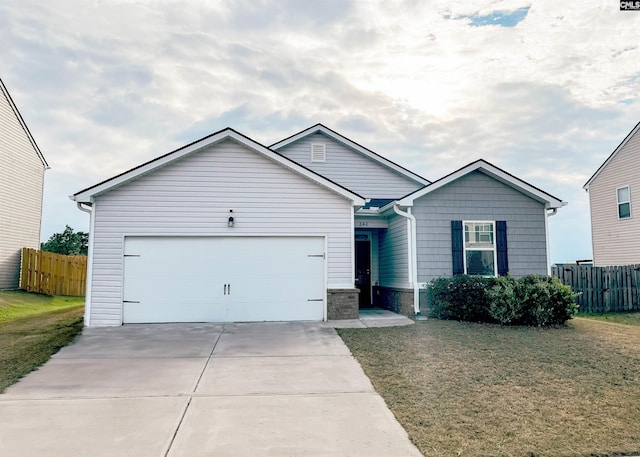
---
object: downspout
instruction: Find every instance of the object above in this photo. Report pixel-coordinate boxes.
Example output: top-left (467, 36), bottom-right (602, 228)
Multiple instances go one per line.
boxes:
top-left (75, 201), bottom-right (93, 326)
top-left (545, 206), bottom-right (559, 275)
top-left (393, 204), bottom-right (420, 315)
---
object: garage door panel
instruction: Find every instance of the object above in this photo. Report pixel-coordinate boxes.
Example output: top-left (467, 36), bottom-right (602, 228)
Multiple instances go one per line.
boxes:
top-left (122, 236), bottom-right (324, 323)
top-left (123, 302), bottom-right (230, 324)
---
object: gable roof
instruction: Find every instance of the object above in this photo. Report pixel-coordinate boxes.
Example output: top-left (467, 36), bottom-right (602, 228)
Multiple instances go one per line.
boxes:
top-left (583, 121), bottom-right (640, 191)
top-left (270, 123), bottom-right (431, 186)
top-left (71, 127), bottom-right (365, 205)
top-left (0, 78), bottom-right (48, 168)
top-left (395, 159), bottom-right (566, 209)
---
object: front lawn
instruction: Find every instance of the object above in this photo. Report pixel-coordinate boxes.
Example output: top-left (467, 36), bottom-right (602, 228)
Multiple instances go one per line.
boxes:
top-left (0, 290), bottom-right (84, 323)
top-left (579, 311), bottom-right (640, 326)
top-left (0, 291), bottom-right (84, 393)
top-left (338, 318), bottom-right (640, 457)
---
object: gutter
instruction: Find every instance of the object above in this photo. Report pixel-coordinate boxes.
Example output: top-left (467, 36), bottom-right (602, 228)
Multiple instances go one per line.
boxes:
top-left (392, 204), bottom-right (420, 315)
top-left (76, 202), bottom-right (92, 214)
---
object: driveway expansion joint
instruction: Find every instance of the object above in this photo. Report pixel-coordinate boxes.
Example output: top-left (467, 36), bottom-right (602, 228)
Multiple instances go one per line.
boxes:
top-left (0, 322), bottom-right (423, 457)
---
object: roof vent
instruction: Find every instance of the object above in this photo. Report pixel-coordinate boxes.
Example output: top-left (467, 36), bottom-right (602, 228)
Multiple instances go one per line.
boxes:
top-left (311, 143), bottom-right (326, 162)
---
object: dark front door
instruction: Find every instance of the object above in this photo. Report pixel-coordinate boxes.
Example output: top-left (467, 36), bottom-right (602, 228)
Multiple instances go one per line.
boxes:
top-left (355, 239), bottom-right (371, 307)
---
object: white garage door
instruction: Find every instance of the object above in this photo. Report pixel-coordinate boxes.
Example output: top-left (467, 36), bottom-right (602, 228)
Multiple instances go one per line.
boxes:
top-left (122, 236), bottom-right (325, 323)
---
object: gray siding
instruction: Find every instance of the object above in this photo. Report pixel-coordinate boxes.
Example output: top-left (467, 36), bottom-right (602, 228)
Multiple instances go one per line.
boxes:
top-left (275, 132), bottom-right (423, 198)
top-left (0, 88), bottom-right (44, 289)
top-left (412, 171), bottom-right (548, 283)
top-left (589, 129), bottom-right (640, 266)
top-left (88, 138), bottom-right (354, 326)
top-left (378, 214), bottom-right (409, 288)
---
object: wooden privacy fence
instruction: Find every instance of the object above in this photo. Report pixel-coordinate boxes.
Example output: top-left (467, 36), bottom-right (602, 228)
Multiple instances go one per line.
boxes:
top-left (20, 248), bottom-right (87, 296)
top-left (552, 264), bottom-right (640, 313)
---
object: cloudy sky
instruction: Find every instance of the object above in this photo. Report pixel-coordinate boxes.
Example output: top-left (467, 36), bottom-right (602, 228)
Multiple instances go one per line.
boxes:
top-left (2, 0), bottom-right (640, 263)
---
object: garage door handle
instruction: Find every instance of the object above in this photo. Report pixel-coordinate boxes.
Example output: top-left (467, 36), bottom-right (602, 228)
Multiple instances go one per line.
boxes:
top-left (223, 284), bottom-right (231, 295)
top-left (224, 284), bottom-right (227, 295)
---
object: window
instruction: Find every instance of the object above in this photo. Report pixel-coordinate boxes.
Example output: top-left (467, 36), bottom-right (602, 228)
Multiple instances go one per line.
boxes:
top-left (452, 220), bottom-right (508, 277)
top-left (617, 186), bottom-right (631, 219)
top-left (310, 143), bottom-right (326, 162)
top-left (463, 221), bottom-right (496, 276)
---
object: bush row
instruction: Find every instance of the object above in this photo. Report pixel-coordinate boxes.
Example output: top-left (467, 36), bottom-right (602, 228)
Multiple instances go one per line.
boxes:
top-left (426, 275), bottom-right (578, 326)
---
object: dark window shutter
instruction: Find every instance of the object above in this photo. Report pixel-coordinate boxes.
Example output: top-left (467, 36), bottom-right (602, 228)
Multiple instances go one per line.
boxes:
top-left (496, 221), bottom-right (508, 276)
top-left (451, 220), bottom-right (464, 275)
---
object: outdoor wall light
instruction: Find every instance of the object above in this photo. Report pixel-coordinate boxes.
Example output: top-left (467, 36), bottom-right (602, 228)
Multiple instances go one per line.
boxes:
top-left (227, 209), bottom-right (234, 227)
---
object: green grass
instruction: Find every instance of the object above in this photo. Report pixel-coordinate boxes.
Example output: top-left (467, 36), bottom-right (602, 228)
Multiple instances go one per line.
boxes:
top-left (0, 290), bottom-right (84, 323)
top-left (338, 317), bottom-right (640, 457)
top-left (0, 291), bottom-right (84, 393)
top-left (578, 311), bottom-right (640, 326)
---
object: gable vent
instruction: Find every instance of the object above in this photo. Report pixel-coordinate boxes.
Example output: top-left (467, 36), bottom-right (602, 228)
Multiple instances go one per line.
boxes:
top-left (311, 143), bottom-right (326, 162)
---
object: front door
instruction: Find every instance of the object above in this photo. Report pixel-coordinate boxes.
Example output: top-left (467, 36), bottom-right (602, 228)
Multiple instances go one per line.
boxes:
top-left (355, 238), bottom-right (371, 307)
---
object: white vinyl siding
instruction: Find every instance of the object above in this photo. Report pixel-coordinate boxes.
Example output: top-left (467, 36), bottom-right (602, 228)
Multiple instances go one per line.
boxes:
top-left (0, 87), bottom-right (45, 289)
top-left (87, 139), bottom-right (354, 326)
top-left (589, 129), bottom-right (640, 266)
top-left (275, 132), bottom-right (424, 198)
top-left (378, 214), bottom-right (409, 288)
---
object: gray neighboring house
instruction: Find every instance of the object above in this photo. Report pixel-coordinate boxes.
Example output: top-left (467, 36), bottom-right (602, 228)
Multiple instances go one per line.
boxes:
top-left (0, 78), bottom-right (48, 289)
top-left (72, 124), bottom-right (565, 326)
top-left (584, 122), bottom-right (640, 267)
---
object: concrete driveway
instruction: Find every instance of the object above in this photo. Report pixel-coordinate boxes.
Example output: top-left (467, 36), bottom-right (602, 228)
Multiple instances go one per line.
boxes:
top-left (0, 322), bottom-right (422, 457)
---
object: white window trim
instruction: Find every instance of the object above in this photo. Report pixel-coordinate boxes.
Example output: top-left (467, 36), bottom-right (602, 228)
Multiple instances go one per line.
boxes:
top-left (311, 143), bottom-right (326, 163)
top-left (462, 220), bottom-right (497, 277)
top-left (617, 185), bottom-right (632, 220)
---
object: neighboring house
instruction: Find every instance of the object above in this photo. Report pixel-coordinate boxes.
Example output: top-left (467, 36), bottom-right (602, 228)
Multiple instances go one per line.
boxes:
top-left (584, 122), bottom-right (640, 266)
top-left (72, 124), bottom-right (565, 326)
top-left (0, 78), bottom-right (48, 289)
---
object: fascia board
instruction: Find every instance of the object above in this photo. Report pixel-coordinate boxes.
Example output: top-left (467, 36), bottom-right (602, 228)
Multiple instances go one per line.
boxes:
top-left (72, 129), bottom-right (235, 202)
top-left (72, 129), bottom-right (365, 206)
top-left (0, 78), bottom-right (48, 168)
top-left (399, 160), bottom-right (565, 209)
top-left (271, 124), bottom-right (431, 186)
top-left (583, 121), bottom-right (640, 191)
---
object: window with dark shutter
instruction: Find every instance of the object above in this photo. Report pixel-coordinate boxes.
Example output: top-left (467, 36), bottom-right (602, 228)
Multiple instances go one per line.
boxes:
top-left (454, 220), bottom-right (505, 277)
top-left (451, 220), bottom-right (464, 275)
top-left (496, 221), bottom-right (509, 276)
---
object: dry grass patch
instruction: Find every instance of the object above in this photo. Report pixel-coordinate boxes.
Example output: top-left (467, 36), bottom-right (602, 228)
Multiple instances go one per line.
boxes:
top-left (338, 318), bottom-right (640, 457)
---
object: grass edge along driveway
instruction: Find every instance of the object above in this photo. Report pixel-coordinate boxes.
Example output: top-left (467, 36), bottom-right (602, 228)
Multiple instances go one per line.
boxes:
top-left (338, 317), bottom-right (640, 457)
top-left (0, 291), bottom-right (84, 393)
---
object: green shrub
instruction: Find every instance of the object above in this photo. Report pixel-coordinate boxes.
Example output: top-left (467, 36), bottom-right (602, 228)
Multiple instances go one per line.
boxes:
top-left (519, 275), bottom-right (578, 326)
top-left (487, 276), bottom-right (528, 325)
top-left (427, 275), bottom-right (578, 326)
top-left (427, 275), bottom-right (496, 322)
